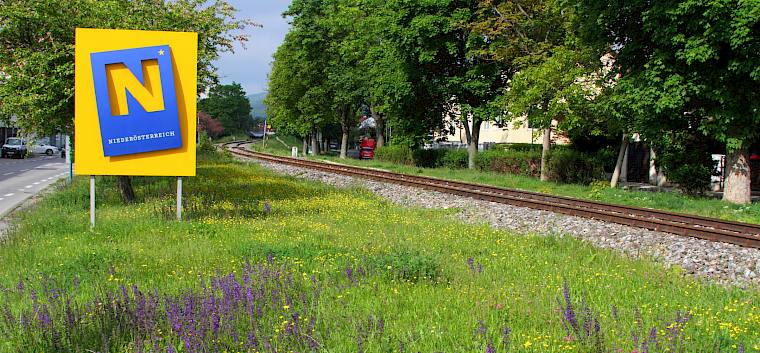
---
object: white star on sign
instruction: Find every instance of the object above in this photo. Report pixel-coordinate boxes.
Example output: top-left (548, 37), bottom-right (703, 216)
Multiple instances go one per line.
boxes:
top-left (158, 49), bottom-right (165, 56)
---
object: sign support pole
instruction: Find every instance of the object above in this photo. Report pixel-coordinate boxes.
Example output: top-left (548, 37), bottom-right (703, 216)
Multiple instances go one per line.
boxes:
top-left (89, 176), bottom-right (95, 229)
top-left (176, 176), bottom-right (182, 221)
top-left (66, 135), bottom-right (73, 183)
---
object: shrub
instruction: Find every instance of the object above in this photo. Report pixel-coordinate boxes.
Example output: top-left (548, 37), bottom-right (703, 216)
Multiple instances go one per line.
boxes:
top-left (197, 131), bottom-right (216, 154)
top-left (377, 146), bottom-right (458, 169)
top-left (654, 132), bottom-right (715, 195)
top-left (490, 143), bottom-right (542, 153)
top-left (547, 149), bottom-right (605, 185)
top-left (441, 149), bottom-right (469, 169)
top-left (412, 149), bottom-right (445, 168)
top-left (375, 145), bottom-right (414, 165)
top-left (363, 249), bottom-right (444, 283)
top-left (475, 149), bottom-right (542, 177)
top-left (491, 143), bottom-right (571, 153)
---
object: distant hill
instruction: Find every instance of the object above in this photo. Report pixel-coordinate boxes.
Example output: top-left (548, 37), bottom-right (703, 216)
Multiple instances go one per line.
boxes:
top-left (247, 92), bottom-right (268, 119)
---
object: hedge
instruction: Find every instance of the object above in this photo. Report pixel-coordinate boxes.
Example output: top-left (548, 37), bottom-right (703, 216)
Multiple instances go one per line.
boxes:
top-left (474, 149), bottom-right (542, 178)
top-left (375, 145), bottom-right (610, 185)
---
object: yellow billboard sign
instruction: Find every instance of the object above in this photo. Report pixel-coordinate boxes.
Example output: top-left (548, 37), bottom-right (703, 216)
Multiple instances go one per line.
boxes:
top-left (75, 28), bottom-right (197, 176)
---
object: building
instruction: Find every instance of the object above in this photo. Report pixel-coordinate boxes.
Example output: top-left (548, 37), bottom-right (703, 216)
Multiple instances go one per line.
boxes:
top-left (442, 115), bottom-right (570, 147)
top-left (0, 117), bottom-right (19, 146)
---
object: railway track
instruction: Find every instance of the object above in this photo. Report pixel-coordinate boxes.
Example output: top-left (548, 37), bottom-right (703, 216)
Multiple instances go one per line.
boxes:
top-left (224, 141), bottom-right (760, 249)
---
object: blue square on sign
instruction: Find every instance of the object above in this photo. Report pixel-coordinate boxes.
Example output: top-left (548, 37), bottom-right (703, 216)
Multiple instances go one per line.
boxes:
top-left (90, 45), bottom-right (182, 157)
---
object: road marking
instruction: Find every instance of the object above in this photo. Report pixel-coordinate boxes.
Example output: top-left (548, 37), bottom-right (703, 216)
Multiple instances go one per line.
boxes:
top-left (2, 172), bottom-right (12, 175)
top-left (0, 198), bottom-right (4, 201)
top-left (24, 185), bottom-right (32, 189)
top-left (33, 182), bottom-right (41, 185)
top-left (3, 193), bottom-right (13, 197)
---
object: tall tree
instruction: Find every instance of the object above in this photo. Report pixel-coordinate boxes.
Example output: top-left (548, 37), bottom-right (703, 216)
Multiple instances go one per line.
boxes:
top-left (266, 0), bottom-right (333, 155)
top-left (469, 0), bottom-right (590, 176)
top-left (356, 0), bottom-right (413, 149)
top-left (568, 0), bottom-right (760, 204)
top-left (0, 0), bottom-right (254, 203)
top-left (323, 0), bottom-right (364, 159)
top-left (198, 83), bottom-right (253, 134)
top-left (507, 47), bottom-right (597, 180)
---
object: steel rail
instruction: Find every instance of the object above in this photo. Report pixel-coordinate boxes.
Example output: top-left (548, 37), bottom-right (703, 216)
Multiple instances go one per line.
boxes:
top-left (224, 142), bottom-right (760, 249)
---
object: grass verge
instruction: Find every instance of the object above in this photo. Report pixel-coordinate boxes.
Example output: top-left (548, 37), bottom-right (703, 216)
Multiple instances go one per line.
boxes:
top-left (1, 149), bottom-right (758, 352)
top-left (246, 139), bottom-right (760, 224)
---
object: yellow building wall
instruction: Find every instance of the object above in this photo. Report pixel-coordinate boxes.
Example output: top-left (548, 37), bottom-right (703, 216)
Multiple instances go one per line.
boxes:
top-left (446, 118), bottom-right (569, 145)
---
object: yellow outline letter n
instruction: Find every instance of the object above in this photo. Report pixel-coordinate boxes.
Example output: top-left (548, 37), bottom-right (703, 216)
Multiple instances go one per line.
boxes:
top-left (105, 59), bottom-right (165, 116)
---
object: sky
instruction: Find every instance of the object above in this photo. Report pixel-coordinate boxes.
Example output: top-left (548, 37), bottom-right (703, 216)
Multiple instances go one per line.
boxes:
top-left (214, 1), bottom-right (292, 95)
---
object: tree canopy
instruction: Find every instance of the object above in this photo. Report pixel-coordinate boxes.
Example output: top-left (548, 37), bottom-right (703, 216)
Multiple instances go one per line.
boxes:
top-left (0, 0), bottom-right (255, 135)
top-left (198, 82), bottom-right (253, 134)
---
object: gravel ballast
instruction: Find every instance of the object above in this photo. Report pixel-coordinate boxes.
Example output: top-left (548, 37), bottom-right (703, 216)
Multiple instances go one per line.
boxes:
top-left (239, 154), bottom-right (760, 288)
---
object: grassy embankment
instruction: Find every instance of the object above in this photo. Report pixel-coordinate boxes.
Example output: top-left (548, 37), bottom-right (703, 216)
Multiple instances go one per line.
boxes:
top-left (248, 138), bottom-right (760, 224)
top-left (1, 149), bottom-right (758, 352)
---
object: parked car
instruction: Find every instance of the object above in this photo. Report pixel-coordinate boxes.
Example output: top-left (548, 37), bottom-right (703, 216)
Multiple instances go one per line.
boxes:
top-left (1, 137), bottom-right (27, 159)
top-left (32, 141), bottom-right (59, 156)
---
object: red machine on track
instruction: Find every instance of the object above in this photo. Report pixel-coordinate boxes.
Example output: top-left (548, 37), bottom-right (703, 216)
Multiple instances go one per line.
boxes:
top-left (359, 137), bottom-right (376, 159)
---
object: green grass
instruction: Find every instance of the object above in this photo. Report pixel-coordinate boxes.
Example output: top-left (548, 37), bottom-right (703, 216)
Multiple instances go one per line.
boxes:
top-left (247, 139), bottom-right (760, 224)
top-left (242, 135), bottom-right (302, 156)
top-left (1, 149), bottom-right (759, 352)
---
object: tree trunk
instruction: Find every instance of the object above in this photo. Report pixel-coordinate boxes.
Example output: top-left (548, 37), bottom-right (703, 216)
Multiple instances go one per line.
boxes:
top-left (302, 136), bottom-right (308, 157)
top-left (117, 176), bottom-right (135, 204)
top-left (466, 120), bottom-right (482, 170)
top-left (723, 145), bottom-right (752, 204)
top-left (340, 127), bottom-right (349, 159)
top-left (648, 147), bottom-right (658, 185)
top-left (610, 133), bottom-right (629, 188)
top-left (370, 107), bottom-right (385, 149)
top-left (310, 129), bottom-right (319, 156)
top-left (621, 141), bottom-right (629, 183)
top-left (540, 127), bottom-right (552, 181)
top-left (339, 107), bottom-right (351, 159)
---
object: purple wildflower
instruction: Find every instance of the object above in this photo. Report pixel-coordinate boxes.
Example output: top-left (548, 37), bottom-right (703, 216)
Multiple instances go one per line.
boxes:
top-left (502, 327), bottom-right (511, 347)
top-left (345, 267), bottom-right (355, 284)
top-left (562, 282), bottom-right (578, 332)
top-left (485, 343), bottom-right (495, 353)
top-left (478, 320), bottom-right (487, 339)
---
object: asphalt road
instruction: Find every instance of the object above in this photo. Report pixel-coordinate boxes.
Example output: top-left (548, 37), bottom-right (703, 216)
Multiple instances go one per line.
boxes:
top-left (0, 155), bottom-right (69, 218)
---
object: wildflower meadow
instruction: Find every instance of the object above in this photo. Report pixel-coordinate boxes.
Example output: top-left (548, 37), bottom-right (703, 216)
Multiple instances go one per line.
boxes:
top-left (0, 150), bottom-right (758, 352)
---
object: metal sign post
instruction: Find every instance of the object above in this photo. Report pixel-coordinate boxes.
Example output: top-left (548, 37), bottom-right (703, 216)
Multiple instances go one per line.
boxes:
top-left (89, 176), bottom-right (95, 229)
top-left (176, 177), bottom-right (182, 221)
top-left (66, 135), bottom-right (73, 183)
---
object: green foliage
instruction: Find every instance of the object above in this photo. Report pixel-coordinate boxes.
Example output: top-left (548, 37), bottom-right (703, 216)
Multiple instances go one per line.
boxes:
top-left (1, 153), bottom-right (759, 351)
top-left (569, 0), bottom-right (760, 162)
top-left (376, 147), bottom-right (465, 169)
top-left (654, 132), bottom-right (716, 195)
top-left (198, 83), bottom-right (253, 135)
top-left (320, 153), bottom-right (760, 223)
top-left (546, 149), bottom-right (605, 185)
top-left (374, 146), bottom-right (415, 166)
top-left (0, 0), bottom-right (254, 135)
top-left (362, 249), bottom-right (444, 283)
top-left (441, 149), bottom-right (469, 169)
top-left (588, 180), bottom-right (610, 200)
top-left (475, 149), bottom-right (542, 177)
top-left (377, 145), bottom-right (604, 184)
top-left (196, 130), bottom-right (216, 154)
top-left (507, 47), bottom-right (598, 132)
top-left (410, 149), bottom-right (446, 169)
